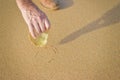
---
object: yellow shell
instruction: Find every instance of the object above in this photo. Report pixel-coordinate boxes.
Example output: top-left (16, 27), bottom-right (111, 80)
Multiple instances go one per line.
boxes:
top-left (30, 33), bottom-right (48, 47)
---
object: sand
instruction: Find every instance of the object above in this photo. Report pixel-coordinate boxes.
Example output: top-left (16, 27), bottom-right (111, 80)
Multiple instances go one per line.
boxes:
top-left (0, 0), bottom-right (120, 80)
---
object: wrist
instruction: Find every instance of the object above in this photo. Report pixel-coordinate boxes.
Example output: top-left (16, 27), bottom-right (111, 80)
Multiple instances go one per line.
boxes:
top-left (16, 0), bottom-right (34, 10)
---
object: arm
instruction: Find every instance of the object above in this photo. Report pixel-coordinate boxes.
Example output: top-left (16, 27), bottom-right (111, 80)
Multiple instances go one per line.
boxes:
top-left (16, 0), bottom-right (34, 10)
top-left (16, 0), bottom-right (50, 39)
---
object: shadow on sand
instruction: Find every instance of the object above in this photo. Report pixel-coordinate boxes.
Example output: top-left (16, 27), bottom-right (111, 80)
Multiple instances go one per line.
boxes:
top-left (60, 3), bottom-right (120, 44)
top-left (59, 0), bottom-right (74, 10)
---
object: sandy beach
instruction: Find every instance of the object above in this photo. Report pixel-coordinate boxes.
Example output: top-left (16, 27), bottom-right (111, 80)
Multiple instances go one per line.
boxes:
top-left (0, 0), bottom-right (120, 80)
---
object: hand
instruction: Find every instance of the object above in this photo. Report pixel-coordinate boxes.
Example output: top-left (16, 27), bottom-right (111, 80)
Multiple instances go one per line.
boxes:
top-left (20, 3), bottom-right (50, 39)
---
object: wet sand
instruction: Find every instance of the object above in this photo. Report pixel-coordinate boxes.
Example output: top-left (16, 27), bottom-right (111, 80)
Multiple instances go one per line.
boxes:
top-left (0, 0), bottom-right (120, 80)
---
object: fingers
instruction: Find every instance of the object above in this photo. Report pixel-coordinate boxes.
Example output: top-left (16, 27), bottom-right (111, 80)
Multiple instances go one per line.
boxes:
top-left (27, 22), bottom-right (36, 39)
top-left (37, 17), bottom-right (45, 32)
top-left (37, 17), bottom-right (50, 32)
top-left (44, 18), bottom-right (50, 30)
top-left (27, 17), bottom-right (50, 39)
top-left (32, 19), bottom-right (41, 33)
